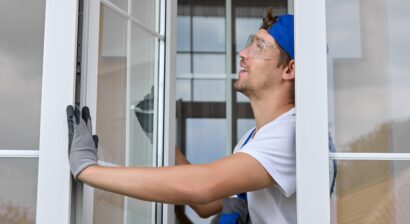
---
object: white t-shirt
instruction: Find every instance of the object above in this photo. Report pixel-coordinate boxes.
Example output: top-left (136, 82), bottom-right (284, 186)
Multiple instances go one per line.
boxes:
top-left (233, 107), bottom-right (296, 224)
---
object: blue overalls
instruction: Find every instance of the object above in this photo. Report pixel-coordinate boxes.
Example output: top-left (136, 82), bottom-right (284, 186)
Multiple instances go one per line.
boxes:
top-left (218, 130), bottom-right (338, 223)
top-left (218, 129), bottom-right (255, 224)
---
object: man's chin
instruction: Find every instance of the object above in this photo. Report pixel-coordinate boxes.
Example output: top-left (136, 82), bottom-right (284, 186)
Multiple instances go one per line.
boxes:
top-left (233, 82), bottom-right (246, 94)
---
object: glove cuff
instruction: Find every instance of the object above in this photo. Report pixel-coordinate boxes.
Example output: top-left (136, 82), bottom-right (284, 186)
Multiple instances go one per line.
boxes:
top-left (72, 161), bottom-right (98, 181)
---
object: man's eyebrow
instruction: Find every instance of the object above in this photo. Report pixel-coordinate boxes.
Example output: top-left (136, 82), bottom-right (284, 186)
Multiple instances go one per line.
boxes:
top-left (254, 34), bottom-right (275, 46)
top-left (255, 34), bottom-right (280, 50)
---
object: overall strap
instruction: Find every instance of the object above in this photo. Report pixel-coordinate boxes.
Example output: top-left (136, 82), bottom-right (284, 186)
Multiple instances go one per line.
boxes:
top-left (237, 128), bottom-right (256, 202)
top-left (241, 128), bottom-right (256, 149)
top-left (218, 129), bottom-right (256, 224)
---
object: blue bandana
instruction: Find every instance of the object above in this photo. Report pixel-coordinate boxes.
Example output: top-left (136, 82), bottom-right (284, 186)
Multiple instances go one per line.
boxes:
top-left (267, 14), bottom-right (294, 60)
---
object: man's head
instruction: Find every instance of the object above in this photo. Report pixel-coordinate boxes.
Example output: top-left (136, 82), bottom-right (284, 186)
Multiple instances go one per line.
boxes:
top-left (234, 9), bottom-right (295, 102)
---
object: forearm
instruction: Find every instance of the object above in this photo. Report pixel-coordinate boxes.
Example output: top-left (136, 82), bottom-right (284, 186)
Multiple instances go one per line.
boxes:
top-left (175, 149), bottom-right (223, 217)
top-left (79, 164), bottom-right (206, 204)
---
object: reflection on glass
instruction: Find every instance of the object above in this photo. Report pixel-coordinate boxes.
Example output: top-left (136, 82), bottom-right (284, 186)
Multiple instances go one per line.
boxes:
top-left (129, 23), bottom-right (157, 167)
top-left (186, 118), bottom-right (227, 164)
top-left (107, 0), bottom-right (127, 12)
top-left (96, 4), bottom-right (158, 223)
top-left (96, 5), bottom-right (127, 166)
top-left (326, 0), bottom-right (410, 153)
top-left (94, 190), bottom-right (155, 224)
top-left (128, 22), bottom-right (157, 224)
top-left (0, 0), bottom-right (45, 149)
top-left (93, 190), bottom-right (124, 224)
top-left (331, 160), bottom-right (410, 224)
top-left (0, 158), bottom-right (38, 224)
top-left (131, 0), bottom-right (157, 31)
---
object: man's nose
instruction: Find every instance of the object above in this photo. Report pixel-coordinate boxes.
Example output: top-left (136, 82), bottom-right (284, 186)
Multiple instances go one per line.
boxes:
top-left (238, 47), bottom-right (248, 60)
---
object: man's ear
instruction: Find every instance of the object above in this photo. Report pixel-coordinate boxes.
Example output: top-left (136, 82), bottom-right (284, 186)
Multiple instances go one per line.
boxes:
top-left (282, 60), bottom-right (295, 81)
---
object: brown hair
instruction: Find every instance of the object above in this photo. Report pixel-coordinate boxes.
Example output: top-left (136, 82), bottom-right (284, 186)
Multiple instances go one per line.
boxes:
top-left (260, 8), bottom-right (292, 69)
top-left (260, 8), bottom-right (294, 103)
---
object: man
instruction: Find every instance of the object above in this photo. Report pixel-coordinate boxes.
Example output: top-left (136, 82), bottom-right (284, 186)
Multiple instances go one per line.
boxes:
top-left (67, 10), bottom-right (296, 223)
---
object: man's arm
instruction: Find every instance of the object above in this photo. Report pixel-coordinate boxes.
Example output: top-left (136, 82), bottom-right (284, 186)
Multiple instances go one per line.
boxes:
top-left (175, 149), bottom-right (223, 218)
top-left (78, 152), bottom-right (274, 208)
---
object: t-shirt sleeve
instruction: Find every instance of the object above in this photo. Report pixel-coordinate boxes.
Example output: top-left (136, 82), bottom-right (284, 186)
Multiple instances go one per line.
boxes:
top-left (237, 119), bottom-right (296, 197)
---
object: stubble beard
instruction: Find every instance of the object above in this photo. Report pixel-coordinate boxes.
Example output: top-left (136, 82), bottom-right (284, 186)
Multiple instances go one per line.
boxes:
top-left (233, 78), bottom-right (250, 95)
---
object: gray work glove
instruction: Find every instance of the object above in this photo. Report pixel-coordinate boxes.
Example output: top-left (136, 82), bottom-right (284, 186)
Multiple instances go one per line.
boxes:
top-left (66, 105), bottom-right (99, 180)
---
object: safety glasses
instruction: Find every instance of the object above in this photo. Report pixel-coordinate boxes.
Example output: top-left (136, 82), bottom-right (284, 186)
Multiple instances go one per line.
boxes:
top-left (243, 34), bottom-right (281, 60)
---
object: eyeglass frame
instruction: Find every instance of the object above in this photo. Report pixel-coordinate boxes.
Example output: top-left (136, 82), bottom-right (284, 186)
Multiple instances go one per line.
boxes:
top-left (241, 34), bottom-right (282, 60)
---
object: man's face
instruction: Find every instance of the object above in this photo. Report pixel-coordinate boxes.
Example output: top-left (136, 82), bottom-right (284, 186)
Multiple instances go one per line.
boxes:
top-left (234, 29), bottom-right (284, 96)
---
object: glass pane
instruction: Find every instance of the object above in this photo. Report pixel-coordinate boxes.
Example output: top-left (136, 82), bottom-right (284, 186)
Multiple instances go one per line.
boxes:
top-left (176, 79), bottom-right (192, 101)
top-left (193, 16), bottom-right (225, 52)
top-left (0, 0), bottom-right (45, 149)
top-left (131, 0), bottom-right (157, 31)
top-left (94, 189), bottom-right (154, 224)
top-left (326, 0), bottom-right (410, 152)
top-left (331, 160), bottom-right (410, 224)
top-left (129, 24), bottom-right (157, 167)
top-left (193, 80), bottom-right (226, 102)
top-left (177, 16), bottom-right (191, 52)
top-left (0, 158), bottom-right (38, 223)
top-left (235, 18), bottom-right (261, 53)
top-left (186, 118), bottom-right (227, 164)
top-left (96, 5), bottom-right (158, 224)
top-left (93, 190), bottom-right (124, 224)
top-left (96, 5), bottom-right (127, 165)
top-left (193, 54), bottom-right (225, 74)
top-left (175, 79), bottom-right (228, 102)
top-left (107, 0), bottom-right (127, 12)
top-left (176, 53), bottom-right (191, 74)
top-left (236, 92), bottom-right (249, 102)
top-left (128, 25), bottom-right (157, 223)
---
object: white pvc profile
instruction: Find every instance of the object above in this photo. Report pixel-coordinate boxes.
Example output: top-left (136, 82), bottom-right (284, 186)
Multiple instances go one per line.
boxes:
top-left (154, 1), bottom-right (165, 223)
top-left (123, 0), bottom-right (132, 222)
top-left (100, 0), bottom-right (165, 40)
top-left (294, 0), bottom-right (330, 223)
top-left (81, 0), bottom-right (101, 223)
top-left (330, 152), bottom-right (410, 160)
top-left (0, 150), bottom-right (39, 158)
top-left (162, 0), bottom-right (177, 223)
top-left (225, 0), bottom-right (233, 155)
top-left (35, 0), bottom-right (79, 223)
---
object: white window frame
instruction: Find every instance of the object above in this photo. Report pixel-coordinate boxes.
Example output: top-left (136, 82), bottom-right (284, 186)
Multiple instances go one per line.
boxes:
top-left (294, 0), bottom-right (331, 223)
top-left (295, 1), bottom-right (410, 223)
top-left (35, 0), bottom-right (79, 223)
top-left (79, 0), bottom-right (176, 223)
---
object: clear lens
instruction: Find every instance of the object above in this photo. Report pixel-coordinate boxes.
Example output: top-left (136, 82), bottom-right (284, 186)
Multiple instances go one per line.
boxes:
top-left (243, 34), bottom-right (279, 60)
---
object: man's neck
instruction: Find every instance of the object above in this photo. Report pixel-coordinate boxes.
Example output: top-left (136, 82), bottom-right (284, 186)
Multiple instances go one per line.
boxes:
top-left (249, 89), bottom-right (294, 133)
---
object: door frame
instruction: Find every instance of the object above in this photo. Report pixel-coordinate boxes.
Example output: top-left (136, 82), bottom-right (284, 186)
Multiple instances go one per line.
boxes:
top-left (36, 0), bottom-right (79, 223)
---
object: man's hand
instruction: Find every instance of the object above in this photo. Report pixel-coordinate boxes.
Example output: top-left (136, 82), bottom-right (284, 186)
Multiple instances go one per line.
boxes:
top-left (66, 105), bottom-right (99, 180)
